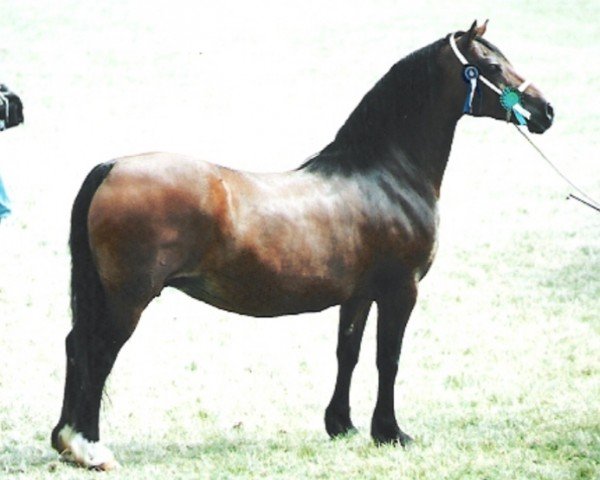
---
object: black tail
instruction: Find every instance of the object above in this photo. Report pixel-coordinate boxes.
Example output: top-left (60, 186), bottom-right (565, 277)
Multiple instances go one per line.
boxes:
top-left (69, 161), bottom-right (116, 329)
top-left (52, 162), bottom-right (117, 445)
top-left (52, 161), bottom-right (116, 444)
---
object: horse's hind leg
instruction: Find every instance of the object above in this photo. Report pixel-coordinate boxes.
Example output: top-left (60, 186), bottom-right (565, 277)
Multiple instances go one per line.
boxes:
top-left (52, 292), bottom-right (147, 470)
top-left (325, 297), bottom-right (372, 437)
top-left (371, 283), bottom-right (417, 446)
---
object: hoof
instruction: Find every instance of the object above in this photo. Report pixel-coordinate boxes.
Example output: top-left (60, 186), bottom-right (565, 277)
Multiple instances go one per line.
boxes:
top-left (54, 424), bottom-right (119, 471)
top-left (325, 407), bottom-right (358, 438)
top-left (371, 418), bottom-right (413, 447)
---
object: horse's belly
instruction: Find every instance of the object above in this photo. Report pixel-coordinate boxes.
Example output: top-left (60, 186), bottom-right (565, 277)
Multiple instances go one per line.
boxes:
top-left (167, 272), bottom-right (350, 317)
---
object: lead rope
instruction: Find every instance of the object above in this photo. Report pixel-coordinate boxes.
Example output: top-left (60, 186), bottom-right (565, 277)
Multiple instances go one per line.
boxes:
top-left (512, 125), bottom-right (600, 213)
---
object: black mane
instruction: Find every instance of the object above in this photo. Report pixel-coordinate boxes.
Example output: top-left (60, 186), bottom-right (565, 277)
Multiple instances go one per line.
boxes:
top-left (299, 36), bottom-right (448, 176)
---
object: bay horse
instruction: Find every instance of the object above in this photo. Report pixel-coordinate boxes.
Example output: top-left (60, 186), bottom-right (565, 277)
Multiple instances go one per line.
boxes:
top-left (52, 21), bottom-right (554, 469)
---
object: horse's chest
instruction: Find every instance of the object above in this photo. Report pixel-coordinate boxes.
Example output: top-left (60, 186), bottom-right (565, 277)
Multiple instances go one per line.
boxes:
top-left (376, 203), bottom-right (439, 277)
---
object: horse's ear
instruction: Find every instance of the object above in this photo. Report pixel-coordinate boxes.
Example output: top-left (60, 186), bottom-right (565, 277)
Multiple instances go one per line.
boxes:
top-left (475, 19), bottom-right (489, 37)
top-left (465, 20), bottom-right (478, 43)
top-left (462, 19), bottom-right (487, 46)
top-left (460, 20), bottom-right (477, 47)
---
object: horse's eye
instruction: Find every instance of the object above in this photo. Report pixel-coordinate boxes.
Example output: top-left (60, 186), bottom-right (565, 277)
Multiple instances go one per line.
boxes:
top-left (487, 63), bottom-right (502, 74)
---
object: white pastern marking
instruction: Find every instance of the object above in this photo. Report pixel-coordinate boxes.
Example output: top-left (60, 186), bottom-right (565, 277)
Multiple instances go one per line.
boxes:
top-left (57, 424), bottom-right (119, 470)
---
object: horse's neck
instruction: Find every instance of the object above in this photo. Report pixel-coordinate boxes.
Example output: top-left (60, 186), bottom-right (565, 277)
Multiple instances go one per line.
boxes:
top-left (389, 108), bottom-right (459, 194)
top-left (314, 48), bottom-right (460, 194)
top-left (332, 97), bottom-right (458, 196)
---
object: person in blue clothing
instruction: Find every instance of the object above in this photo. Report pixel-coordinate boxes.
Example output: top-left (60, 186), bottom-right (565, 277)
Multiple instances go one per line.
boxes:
top-left (0, 174), bottom-right (11, 221)
top-left (0, 82), bottom-right (24, 223)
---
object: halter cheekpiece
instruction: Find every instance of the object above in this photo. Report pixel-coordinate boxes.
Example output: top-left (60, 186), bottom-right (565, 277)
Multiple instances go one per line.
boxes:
top-left (449, 32), bottom-right (532, 125)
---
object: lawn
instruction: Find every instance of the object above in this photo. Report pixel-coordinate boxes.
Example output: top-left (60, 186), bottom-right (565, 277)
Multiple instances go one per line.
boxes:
top-left (0, 1), bottom-right (598, 479)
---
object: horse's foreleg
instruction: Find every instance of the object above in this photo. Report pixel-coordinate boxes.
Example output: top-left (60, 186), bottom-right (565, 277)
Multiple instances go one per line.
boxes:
top-left (52, 294), bottom-right (145, 470)
top-left (325, 297), bottom-right (372, 437)
top-left (371, 283), bottom-right (417, 446)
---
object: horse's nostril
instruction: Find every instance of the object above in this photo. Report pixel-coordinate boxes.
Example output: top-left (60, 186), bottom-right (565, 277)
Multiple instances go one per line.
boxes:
top-left (545, 102), bottom-right (554, 121)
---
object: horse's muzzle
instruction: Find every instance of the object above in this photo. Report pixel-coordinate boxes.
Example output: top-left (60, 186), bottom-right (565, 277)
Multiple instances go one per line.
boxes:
top-left (526, 100), bottom-right (554, 134)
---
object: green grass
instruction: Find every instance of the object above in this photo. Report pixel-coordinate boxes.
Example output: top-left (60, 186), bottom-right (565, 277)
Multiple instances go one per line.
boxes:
top-left (1, 1), bottom-right (599, 479)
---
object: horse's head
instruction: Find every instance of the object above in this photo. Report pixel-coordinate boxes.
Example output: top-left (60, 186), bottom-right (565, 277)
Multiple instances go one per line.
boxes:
top-left (445, 20), bottom-right (553, 134)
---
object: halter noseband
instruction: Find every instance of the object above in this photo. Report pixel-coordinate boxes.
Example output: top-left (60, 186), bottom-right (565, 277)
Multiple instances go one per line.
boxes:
top-left (449, 32), bottom-right (531, 125)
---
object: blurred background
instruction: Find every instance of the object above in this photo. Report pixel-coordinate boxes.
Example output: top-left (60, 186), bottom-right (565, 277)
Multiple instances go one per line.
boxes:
top-left (0, 1), bottom-right (598, 478)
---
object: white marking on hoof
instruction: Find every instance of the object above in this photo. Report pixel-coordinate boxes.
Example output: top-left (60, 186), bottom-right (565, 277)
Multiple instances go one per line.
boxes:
top-left (57, 424), bottom-right (119, 471)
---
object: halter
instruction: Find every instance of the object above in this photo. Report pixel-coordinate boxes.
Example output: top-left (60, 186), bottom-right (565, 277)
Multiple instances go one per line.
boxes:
top-left (449, 32), bottom-right (531, 125)
top-left (451, 32), bottom-right (600, 213)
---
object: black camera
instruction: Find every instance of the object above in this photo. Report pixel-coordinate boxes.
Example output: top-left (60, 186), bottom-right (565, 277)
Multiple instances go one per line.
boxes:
top-left (0, 84), bottom-right (24, 131)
